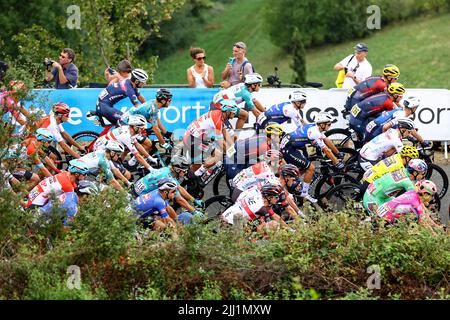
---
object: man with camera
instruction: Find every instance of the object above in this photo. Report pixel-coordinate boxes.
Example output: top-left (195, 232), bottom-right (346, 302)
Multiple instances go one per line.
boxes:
top-left (45, 48), bottom-right (78, 89)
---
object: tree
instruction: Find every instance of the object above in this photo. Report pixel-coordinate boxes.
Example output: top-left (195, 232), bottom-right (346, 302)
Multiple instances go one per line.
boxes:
top-left (291, 28), bottom-right (306, 85)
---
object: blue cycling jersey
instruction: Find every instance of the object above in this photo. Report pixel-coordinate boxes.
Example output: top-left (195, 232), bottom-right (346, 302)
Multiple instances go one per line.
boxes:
top-left (134, 189), bottom-right (169, 219)
top-left (281, 123), bottom-right (315, 149)
top-left (40, 192), bottom-right (78, 226)
top-left (97, 79), bottom-right (140, 106)
top-left (124, 101), bottom-right (159, 127)
top-left (133, 167), bottom-right (179, 196)
top-left (264, 101), bottom-right (290, 123)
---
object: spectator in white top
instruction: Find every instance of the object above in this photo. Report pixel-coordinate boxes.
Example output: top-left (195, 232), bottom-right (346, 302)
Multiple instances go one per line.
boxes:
top-left (187, 47), bottom-right (214, 88)
top-left (334, 43), bottom-right (372, 89)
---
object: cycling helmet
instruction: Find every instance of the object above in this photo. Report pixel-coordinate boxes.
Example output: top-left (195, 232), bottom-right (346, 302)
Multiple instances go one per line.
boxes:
top-left (397, 118), bottom-right (415, 130)
top-left (289, 90), bottom-right (307, 103)
top-left (156, 88), bottom-right (173, 102)
top-left (400, 146), bottom-right (419, 159)
top-left (171, 155), bottom-right (190, 169)
top-left (220, 99), bottom-right (238, 113)
top-left (314, 111), bottom-right (334, 124)
top-left (76, 180), bottom-right (99, 195)
top-left (387, 82), bottom-right (405, 95)
top-left (35, 128), bottom-right (55, 142)
top-left (131, 68), bottom-right (148, 82)
top-left (105, 140), bottom-right (125, 153)
top-left (158, 177), bottom-right (178, 191)
top-left (403, 96), bottom-right (420, 109)
top-left (280, 164), bottom-right (300, 177)
top-left (127, 114), bottom-right (147, 128)
top-left (261, 182), bottom-right (283, 198)
top-left (265, 123), bottom-right (284, 136)
top-left (53, 102), bottom-right (70, 115)
top-left (415, 180), bottom-right (437, 196)
top-left (383, 64), bottom-right (400, 78)
top-left (244, 73), bottom-right (263, 85)
top-left (68, 160), bottom-right (90, 175)
top-left (406, 159), bottom-right (428, 174)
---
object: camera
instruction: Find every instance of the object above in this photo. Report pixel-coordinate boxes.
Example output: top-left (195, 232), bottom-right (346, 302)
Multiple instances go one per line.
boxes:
top-left (43, 58), bottom-right (54, 69)
top-left (267, 66), bottom-right (281, 87)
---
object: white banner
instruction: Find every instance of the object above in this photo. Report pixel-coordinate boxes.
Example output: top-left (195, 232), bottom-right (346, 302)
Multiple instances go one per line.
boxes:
top-left (248, 88), bottom-right (450, 141)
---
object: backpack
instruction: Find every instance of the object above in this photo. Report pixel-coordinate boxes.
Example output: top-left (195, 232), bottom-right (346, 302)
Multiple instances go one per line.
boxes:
top-left (239, 59), bottom-right (255, 82)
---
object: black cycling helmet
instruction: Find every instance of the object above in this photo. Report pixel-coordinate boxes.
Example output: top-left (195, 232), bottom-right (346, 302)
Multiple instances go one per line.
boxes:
top-left (280, 164), bottom-right (300, 178)
top-left (261, 183), bottom-right (283, 198)
top-left (156, 88), bottom-right (173, 102)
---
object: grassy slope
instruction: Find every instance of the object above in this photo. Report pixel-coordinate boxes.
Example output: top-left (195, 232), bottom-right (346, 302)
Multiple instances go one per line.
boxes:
top-left (154, 0), bottom-right (450, 89)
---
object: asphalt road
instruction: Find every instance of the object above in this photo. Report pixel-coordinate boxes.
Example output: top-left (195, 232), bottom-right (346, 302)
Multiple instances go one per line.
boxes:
top-left (200, 163), bottom-right (450, 226)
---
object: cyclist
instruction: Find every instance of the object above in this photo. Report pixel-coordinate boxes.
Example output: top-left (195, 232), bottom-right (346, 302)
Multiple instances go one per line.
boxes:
top-left (355, 145), bottom-right (420, 201)
top-left (70, 140), bottom-right (129, 191)
top-left (280, 112), bottom-right (345, 202)
top-left (133, 178), bottom-right (178, 231)
top-left (221, 183), bottom-right (294, 233)
top-left (359, 118), bottom-right (414, 171)
top-left (22, 128), bottom-right (59, 178)
top-left (257, 90), bottom-right (308, 129)
top-left (2, 143), bottom-right (41, 190)
top-left (121, 88), bottom-right (173, 152)
top-left (363, 159), bottom-right (428, 215)
top-left (93, 114), bottom-right (156, 172)
top-left (96, 68), bottom-right (148, 126)
top-left (376, 180), bottom-right (440, 228)
top-left (35, 102), bottom-right (84, 159)
top-left (25, 162), bottom-right (89, 209)
top-left (344, 64), bottom-right (400, 112)
top-left (132, 155), bottom-right (203, 216)
top-left (348, 82), bottom-right (405, 141)
top-left (38, 191), bottom-right (79, 226)
top-left (1, 80), bottom-right (31, 131)
top-left (183, 100), bottom-right (236, 180)
top-left (211, 73), bottom-right (266, 130)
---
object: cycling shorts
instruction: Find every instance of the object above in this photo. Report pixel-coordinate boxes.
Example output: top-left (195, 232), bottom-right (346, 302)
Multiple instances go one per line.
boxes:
top-left (12, 169), bottom-right (34, 181)
top-left (281, 147), bottom-right (311, 170)
top-left (96, 100), bottom-right (123, 126)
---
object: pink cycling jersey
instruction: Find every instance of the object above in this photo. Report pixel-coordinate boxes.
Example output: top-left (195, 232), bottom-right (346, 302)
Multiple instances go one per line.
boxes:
top-left (376, 190), bottom-right (425, 223)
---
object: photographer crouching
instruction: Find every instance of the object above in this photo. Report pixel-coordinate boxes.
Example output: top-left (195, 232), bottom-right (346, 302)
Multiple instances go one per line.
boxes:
top-left (45, 48), bottom-right (78, 89)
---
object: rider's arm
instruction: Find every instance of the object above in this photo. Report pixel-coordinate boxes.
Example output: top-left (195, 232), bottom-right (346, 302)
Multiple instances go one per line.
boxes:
top-left (253, 99), bottom-right (265, 113)
top-left (59, 140), bottom-right (81, 159)
top-left (133, 143), bottom-right (153, 171)
top-left (322, 138), bottom-right (340, 164)
top-left (411, 129), bottom-right (424, 143)
top-left (165, 205), bottom-right (178, 222)
top-left (382, 121), bottom-right (394, 133)
top-left (152, 124), bottom-right (166, 146)
top-left (61, 131), bottom-right (85, 152)
top-left (178, 185), bottom-right (195, 203)
top-left (110, 178), bottom-right (123, 191)
top-left (174, 194), bottom-right (196, 213)
top-left (138, 94), bottom-right (146, 103)
top-left (111, 167), bottom-right (131, 186)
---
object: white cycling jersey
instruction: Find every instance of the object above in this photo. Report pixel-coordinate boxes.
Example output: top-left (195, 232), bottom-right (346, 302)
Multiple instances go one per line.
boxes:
top-left (77, 150), bottom-right (114, 181)
top-left (360, 128), bottom-right (404, 161)
top-left (232, 161), bottom-right (279, 190)
top-left (94, 125), bottom-right (138, 155)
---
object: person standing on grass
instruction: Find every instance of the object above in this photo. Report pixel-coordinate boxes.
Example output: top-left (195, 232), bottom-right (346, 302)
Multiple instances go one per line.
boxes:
top-left (220, 42), bottom-right (254, 89)
top-left (187, 47), bottom-right (214, 88)
top-left (334, 43), bottom-right (372, 89)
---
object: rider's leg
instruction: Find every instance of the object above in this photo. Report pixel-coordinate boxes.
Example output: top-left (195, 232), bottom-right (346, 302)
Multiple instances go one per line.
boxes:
top-left (96, 101), bottom-right (123, 126)
top-left (236, 108), bottom-right (248, 130)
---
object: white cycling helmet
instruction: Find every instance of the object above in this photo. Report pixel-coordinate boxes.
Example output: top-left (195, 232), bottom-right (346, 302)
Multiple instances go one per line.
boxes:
top-left (158, 177), bottom-right (178, 191)
top-left (244, 73), bottom-right (263, 85)
top-left (105, 140), bottom-right (125, 153)
top-left (289, 90), bottom-right (307, 103)
top-left (314, 112), bottom-right (334, 124)
top-left (403, 96), bottom-right (420, 109)
top-left (131, 68), bottom-right (148, 83)
top-left (127, 114), bottom-right (147, 128)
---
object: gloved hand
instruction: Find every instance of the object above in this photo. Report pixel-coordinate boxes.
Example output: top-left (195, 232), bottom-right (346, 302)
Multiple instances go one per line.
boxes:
top-left (335, 161), bottom-right (345, 169)
top-left (193, 199), bottom-right (204, 208)
top-left (421, 140), bottom-right (432, 148)
top-left (193, 210), bottom-right (204, 218)
top-left (163, 131), bottom-right (173, 139)
top-left (337, 152), bottom-right (345, 159)
top-left (161, 142), bottom-right (172, 150)
top-left (147, 156), bottom-right (158, 165)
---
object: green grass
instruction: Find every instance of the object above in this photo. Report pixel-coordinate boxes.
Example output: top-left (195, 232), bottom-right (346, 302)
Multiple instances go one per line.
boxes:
top-left (154, 0), bottom-right (450, 89)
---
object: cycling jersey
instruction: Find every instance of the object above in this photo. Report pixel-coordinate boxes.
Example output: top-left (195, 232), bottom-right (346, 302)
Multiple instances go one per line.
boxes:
top-left (94, 125), bottom-right (138, 155)
top-left (134, 189), bottom-right (169, 219)
top-left (262, 101), bottom-right (303, 127)
top-left (1, 90), bottom-right (26, 131)
top-left (280, 123), bottom-right (326, 149)
top-left (133, 167), bottom-right (179, 196)
top-left (121, 101), bottom-right (159, 128)
top-left (363, 153), bottom-right (405, 183)
top-left (97, 79), bottom-right (140, 107)
top-left (26, 172), bottom-right (76, 207)
top-left (345, 76), bottom-right (387, 110)
top-left (36, 113), bottom-right (66, 143)
top-left (212, 83), bottom-right (255, 110)
top-left (184, 110), bottom-right (225, 143)
top-left (222, 186), bottom-right (275, 224)
top-left (39, 192), bottom-right (78, 225)
top-left (365, 108), bottom-right (405, 140)
top-left (363, 168), bottom-right (415, 214)
top-left (231, 161), bottom-right (278, 191)
top-left (349, 93), bottom-right (396, 121)
top-left (359, 128), bottom-right (403, 162)
top-left (77, 150), bottom-right (114, 181)
top-left (376, 190), bottom-right (425, 223)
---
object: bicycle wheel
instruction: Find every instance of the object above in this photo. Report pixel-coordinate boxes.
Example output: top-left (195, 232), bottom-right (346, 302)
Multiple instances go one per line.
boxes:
top-left (324, 183), bottom-right (361, 212)
top-left (204, 195), bottom-right (234, 220)
top-left (313, 173), bottom-right (359, 201)
top-left (425, 163), bottom-right (448, 200)
top-left (325, 128), bottom-right (354, 149)
top-left (72, 131), bottom-right (100, 152)
top-left (47, 145), bottom-right (63, 170)
top-left (212, 169), bottom-right (232, 196)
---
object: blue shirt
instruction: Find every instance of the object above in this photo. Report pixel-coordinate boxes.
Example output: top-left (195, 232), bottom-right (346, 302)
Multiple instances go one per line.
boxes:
top-left (133, 167), bottom-right (179, 196)
top-left (51, 63), bottom-right (78, 89)
top-left (98, 79), bottom-right (140, 106)
top-left (134, 189), bottom-right (169, 219)
top-left (40, 192), bottom-right (78, 226)
top-left (123, 101), bottom-right (159, 128)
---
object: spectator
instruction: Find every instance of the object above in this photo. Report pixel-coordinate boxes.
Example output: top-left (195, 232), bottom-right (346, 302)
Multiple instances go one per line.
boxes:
top-left (187, 47), bottom-right (214, 88)
top-left (220, 41), bottom-right (254, 89)
top-left (45, 48), bottom-right (78, 89)
top-left (334, 43), bottom-right (372, 89)
top-left (105, 59), bottom-right (132, 84)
